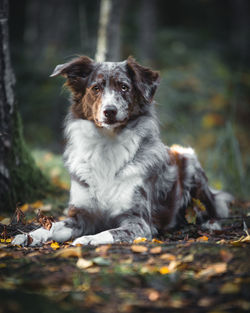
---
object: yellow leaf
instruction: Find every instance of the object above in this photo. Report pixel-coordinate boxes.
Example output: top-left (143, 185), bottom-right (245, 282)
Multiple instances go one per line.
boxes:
top-left (20, 204), bottom-right (29, 212)
top-left (131, 245), bottom-right (148, 253)
top-left (133, 237), bottom-right (147, 244)
top-left (76, 258), bottom-right (93, 269)
top-left (230, 235), bottom-right (250, 246)
top-left (159, 266), bottom-right (170, 275)
top-left (50, 242), bottom-right (60, 250)
top-left (192, 198), bottom-right (206, 211)
top-left (31, 200), bottom-right (44, 209)
top-left (152, 238), bottom-right (164, 244)
top-left (54, 247), bottom-right (82, 258)
top-left (196, 236), bottom-right (209, 242)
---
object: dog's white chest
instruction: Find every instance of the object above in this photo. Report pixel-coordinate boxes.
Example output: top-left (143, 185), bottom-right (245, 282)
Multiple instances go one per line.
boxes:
top-left (65, 120), bottom-right (142, 215)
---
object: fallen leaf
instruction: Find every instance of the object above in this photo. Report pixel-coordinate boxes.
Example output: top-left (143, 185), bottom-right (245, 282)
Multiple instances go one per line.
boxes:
top-left (182, 254), bottom-right (194, 263)
top-left (160, 253), bottom-right (176, 261)
top-left (86, 267), bottom-right (100, 273)
top-left (0, 218), bottom-right (11, 225)
top-left (192, 198), bottom-right (206, 211)
top-left (230, 235), bottom-right (250, 246)
top-left (92, 257), bottom-right (110, 266)
top-left (220, 250), bottom-right (233, 263)
top-left (32, 200), bottom-right (44, 209)
top-left (76, 258), bottom-right (93, 269)
top-left (196, 262), bottom-right (227, 278)
top-left (196, 235), bottom-right (209, 242)
top-left (37, 210), bottom-right (54, 230)
top-left (133, 237), bottom-right (147, 244)
top-left (131, 245), bottom-right (148, 253)
top-left (185, 206), bottom-right (197, 224)
top-left (159, 266), bottom-right (170, 275)
top-left (220, 282), bottom-right (240, 294)
top-left (150, 246), bottom-right (162, 254)
top-left (95, 244), bottom-right (110, 256)
top-left (198, 297), bottom-right (214, 307)
top-left (50, 242), bottom-right (60, 250)
top-left (54, 247), bottom-right (82, 258)
top-left (20, 203), bottom-right (29, 212)
top-left (152, 238), bottom-right (164, 244)
top-left (147, 289), bottom-right (160, 301)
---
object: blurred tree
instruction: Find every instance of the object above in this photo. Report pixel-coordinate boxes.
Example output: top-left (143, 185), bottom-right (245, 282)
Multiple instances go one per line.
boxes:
top-left (95, 0), bottom-right (126, 62)
top-left (0, 0), bottom-right (49, 212)
top-left (137, 0), bottom-right (157, 64)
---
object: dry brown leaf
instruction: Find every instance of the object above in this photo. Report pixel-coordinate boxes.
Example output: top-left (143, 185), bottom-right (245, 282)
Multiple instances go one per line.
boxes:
top-left (131, 245), bottom-right (148, 253)
top-left (220, 282), bottom-right (240, 294)
top-left (196, 262), bottom-right (227, 278)
top-left (95, 244), bottom-right (110, 256)
top-left (150, 246), bottom-right (162, 254)
top-left (160, 253), bottom-right (176, 261)
top-left (182, 254), bottom-right (194, 263)
top-left (220, 249), bottom-right (233, 263)
top-left (147, 289), bottom-right (160, 301)
top-left (230, 235), bottom-right (250, 245)
top-left (0, 218), bottom-right (11, 225)
top-left (54, 247), bottom-right (82, 258)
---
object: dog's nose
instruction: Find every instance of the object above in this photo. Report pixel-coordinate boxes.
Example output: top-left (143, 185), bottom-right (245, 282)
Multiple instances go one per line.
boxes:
top-left (103, 106), bottom-right (117, 119)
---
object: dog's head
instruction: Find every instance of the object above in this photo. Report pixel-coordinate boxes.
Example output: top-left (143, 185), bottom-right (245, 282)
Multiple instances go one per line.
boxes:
top-left (51, 56), bottom-right (159, 129)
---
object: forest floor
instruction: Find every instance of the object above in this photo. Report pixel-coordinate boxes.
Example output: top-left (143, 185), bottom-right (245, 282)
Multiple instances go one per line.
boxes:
top-left (0, 199), bottom-right (250, 313)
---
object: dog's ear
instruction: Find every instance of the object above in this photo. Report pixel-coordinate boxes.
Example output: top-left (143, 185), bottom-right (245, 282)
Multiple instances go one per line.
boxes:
top-left (50, 56), bottom-right (95, 96)
top-left (126, 57), bottom-right (160, 104)
top-left (50, 56), bottom-right (94, 78)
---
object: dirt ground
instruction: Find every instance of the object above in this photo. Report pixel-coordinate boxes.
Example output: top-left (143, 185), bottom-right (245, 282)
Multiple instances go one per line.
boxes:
top-left (0, 203), bottom-right (250, 313)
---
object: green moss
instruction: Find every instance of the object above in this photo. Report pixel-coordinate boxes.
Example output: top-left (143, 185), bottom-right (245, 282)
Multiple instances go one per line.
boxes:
top-left (5, 110), bottom-right (53, 211)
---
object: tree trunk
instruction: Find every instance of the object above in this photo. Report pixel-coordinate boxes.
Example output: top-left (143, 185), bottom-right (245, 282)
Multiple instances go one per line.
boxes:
top-left (95, 0), bottom-right (125, 62)
top-left (137, 0), bottom-right (157, 64)
top-left (0, 0), bottom-right (50, 212)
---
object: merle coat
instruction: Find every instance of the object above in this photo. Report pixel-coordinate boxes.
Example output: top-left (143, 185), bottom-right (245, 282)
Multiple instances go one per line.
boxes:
top-left (13, 56), bottom-right (232, 246)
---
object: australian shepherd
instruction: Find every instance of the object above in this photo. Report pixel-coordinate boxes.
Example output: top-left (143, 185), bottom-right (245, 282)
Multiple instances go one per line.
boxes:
top-left (13, 56), bottom-right (232, 246)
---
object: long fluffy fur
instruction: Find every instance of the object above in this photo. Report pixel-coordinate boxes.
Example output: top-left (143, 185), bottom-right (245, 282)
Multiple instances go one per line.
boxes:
top-left (12, 57), bottom-right (232, 247)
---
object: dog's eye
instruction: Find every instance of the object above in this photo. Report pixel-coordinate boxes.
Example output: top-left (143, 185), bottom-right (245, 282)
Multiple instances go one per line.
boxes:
top-left (93, 85), bottom-right (100, 92)
top-left (121, 84), bottom-right (128, 92)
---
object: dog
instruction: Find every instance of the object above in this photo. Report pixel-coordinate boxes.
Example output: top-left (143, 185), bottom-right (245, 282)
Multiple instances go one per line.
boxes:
top-left (12, 56), bottom-right (232, 246)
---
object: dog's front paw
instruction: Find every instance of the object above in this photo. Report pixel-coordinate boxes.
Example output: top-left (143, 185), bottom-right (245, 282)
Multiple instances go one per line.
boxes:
top-left (12, 234), bottom-right (28, 246)
top-left (72, 235), bottom-right (93, 246)
top-left (72, 232), bottom-right (114, 246)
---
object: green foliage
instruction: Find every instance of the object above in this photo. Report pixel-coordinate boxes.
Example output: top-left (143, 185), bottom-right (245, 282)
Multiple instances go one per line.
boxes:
top-left (155, 31), bottom-right (249, 198)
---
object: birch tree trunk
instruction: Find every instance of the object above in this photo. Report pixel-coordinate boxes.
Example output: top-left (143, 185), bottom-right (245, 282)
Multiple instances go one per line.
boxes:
top-left (95, 0), bottom-right (125, 62)
top-left (0, 0), bottom-right (49, 212)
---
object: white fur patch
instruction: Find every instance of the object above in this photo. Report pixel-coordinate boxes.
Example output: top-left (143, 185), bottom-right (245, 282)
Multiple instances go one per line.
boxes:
top-left (72, 230), bottom-right (114, 246)
top-left (64, 117), bottom-right (144, 216)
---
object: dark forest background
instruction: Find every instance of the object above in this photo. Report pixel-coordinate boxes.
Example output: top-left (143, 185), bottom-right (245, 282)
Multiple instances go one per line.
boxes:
top-left (8, 0), bottom-right (250, 198)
